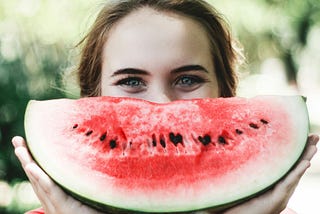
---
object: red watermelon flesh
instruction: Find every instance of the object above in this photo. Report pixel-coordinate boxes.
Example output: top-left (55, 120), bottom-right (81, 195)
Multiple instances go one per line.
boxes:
top-left (24, 96), bottom-right (309, 213)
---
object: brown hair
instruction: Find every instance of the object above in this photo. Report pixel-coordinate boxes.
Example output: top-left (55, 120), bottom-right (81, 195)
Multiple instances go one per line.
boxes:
top-left (77, 0), bottom-right (241, 97)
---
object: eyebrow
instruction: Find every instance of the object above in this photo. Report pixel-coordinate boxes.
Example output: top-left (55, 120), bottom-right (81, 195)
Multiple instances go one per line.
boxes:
top-left (111, 68), bottom-right (149, 77)
top-left (171, 65), bottom-right (209, 74)
top-left (111, 64), bottom-right (208, 77)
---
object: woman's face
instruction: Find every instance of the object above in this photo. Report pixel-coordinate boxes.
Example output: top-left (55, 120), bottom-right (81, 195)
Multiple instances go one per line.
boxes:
top-left (101, 7), bottom-right (219, 103)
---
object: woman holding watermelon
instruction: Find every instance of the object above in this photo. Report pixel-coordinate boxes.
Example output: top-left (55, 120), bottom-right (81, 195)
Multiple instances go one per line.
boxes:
top-left (12, 0), bottom-right (319, 213)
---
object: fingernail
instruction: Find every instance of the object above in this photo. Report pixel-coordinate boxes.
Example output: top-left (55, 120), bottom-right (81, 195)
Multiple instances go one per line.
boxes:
top-left (11, 136), bottom-right (19, 147)
top-left (312, 135), bottom-right (319, 143)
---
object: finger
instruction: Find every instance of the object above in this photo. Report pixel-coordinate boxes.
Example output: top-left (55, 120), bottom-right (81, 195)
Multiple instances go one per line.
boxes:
top-left (12, 136), bottom-right (35, 169)
top-left (26, 163), bottom-right (69, 211)
top-left (13, 137), bottom-right (75, 213)
top-left (27, 164), bottom-right (105, 214)
top-left (308, 134), bottom-right (319, 146)
top-left (12, 137), bottom-right (55, 211)
top-left (300, 135), bottom-right (319, 161)
top-left (12, 136), bottom-right (27, 148)
top-left (14, 144), bottom-right (35, 169)
top-left (26, 163), bottom-right (60, 213)
top-left (27, 170), bottom-right (56, 213)
top-left (301, 144), bottom-right (317, 161)
top-left (12, 136), bottom-right (80, 213)
top-left (268, 160), bottom-right (310, 213)
top-left (276, 160), bottom-right (310, 194)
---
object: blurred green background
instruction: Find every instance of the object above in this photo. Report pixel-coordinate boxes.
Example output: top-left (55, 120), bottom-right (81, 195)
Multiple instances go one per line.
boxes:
top-left (0, 0), bottom-right (319, 213)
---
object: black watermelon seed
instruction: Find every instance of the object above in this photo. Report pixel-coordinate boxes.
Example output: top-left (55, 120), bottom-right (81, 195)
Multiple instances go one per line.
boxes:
top-left (198, 135), bottom-right (211, 146)
top-left (160, 136), bottom-right (166, 148)
top-left (73, 124), bottom-right (78, 129)
top-left (249, 123), bottom-right (259, 129)
top-left (218, 136), bottom-right (227, 145)
top-left (109, 140), bottom-right (117, 149)
top-left (100, 133), bottom-right (107, 141)
top-left (85, 130), bottom-right (93, 136)
top-left (152, 134), bottom-right (157, 147)
top-left (235, 129), bottom-right (243, 135)
top-left (260, 119), bottom-right (269, 124)
top-left (169, 132), bottom-right (183, 146)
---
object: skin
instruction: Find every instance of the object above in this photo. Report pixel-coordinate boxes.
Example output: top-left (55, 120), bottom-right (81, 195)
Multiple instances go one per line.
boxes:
top-left (12, 8), bottom-right (319, 214)
top-left (101, 8), bottom-right (219, 101)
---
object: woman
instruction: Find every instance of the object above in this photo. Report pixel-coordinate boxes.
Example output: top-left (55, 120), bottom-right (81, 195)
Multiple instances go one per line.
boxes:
top-left (12, 0), bottom-right (318, 213)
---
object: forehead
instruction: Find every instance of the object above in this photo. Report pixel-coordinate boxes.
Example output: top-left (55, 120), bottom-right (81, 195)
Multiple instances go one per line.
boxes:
top-left (102, 7), bottom-right (212, 69)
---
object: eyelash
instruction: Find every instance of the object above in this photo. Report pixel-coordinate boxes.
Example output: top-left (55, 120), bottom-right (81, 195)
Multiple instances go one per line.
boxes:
top-left (173, 75), bottom-right (207, 87)
top-left (116, 76), bottom-right (143, 84)
top-left (114, 75), bottom-right (208, 92)
top-left (114, 76), bottom-right (146, 92)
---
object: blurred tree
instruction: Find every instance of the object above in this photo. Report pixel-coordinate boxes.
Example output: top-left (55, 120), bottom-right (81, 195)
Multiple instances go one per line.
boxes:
top-left (216, 0), bottom-right (320, 85)
top-left (265, 0), bottom-right (320, 84)
top-left (0, 0), bottom-right (99, 181)
top-left (0, 42), bottom-right (67, 181)
top-left (0, 38), bottom-right (67, 214)
top-left (0, 0), bottom-right (98, 212)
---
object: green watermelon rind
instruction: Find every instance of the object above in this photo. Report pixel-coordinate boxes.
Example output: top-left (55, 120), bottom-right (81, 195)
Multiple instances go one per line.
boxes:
top-left (24, 95), bottom-right (309, 213)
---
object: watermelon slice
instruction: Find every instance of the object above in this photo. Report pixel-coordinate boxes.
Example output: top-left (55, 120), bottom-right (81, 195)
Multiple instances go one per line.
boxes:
top-left (24, 96), bottom-right (309, 213)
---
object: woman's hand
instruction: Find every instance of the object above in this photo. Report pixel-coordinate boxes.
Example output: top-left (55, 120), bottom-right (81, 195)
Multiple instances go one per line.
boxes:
top-left (221, 134), bottom-right (319, 214)
top-left (12, 136), bottom-right (103, 214)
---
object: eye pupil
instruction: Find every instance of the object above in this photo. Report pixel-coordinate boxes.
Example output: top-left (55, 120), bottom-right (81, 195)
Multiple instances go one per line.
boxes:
top-left (182, 77), bottom-right (191, 84)
top-left (116, 77), bottom-right (146, 93)
top-left (128, 79), bottom-right (140, 86)
top-left (179, 76), bottom-right (195, 86)
top-left (174, 75), bottom-right (206, 91)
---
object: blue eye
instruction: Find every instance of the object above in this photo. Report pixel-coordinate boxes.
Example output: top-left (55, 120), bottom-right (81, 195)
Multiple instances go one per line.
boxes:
top-left (117, 77), bottom-right (145, 87)
top-left (115, 77), bottom-right (147, 93)
top-left (125, 79), bottom-right (141, 87)
top-left (175, 75), bottom-right (205, 87)
top-left (179, 76), bottom-right (196, 85)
